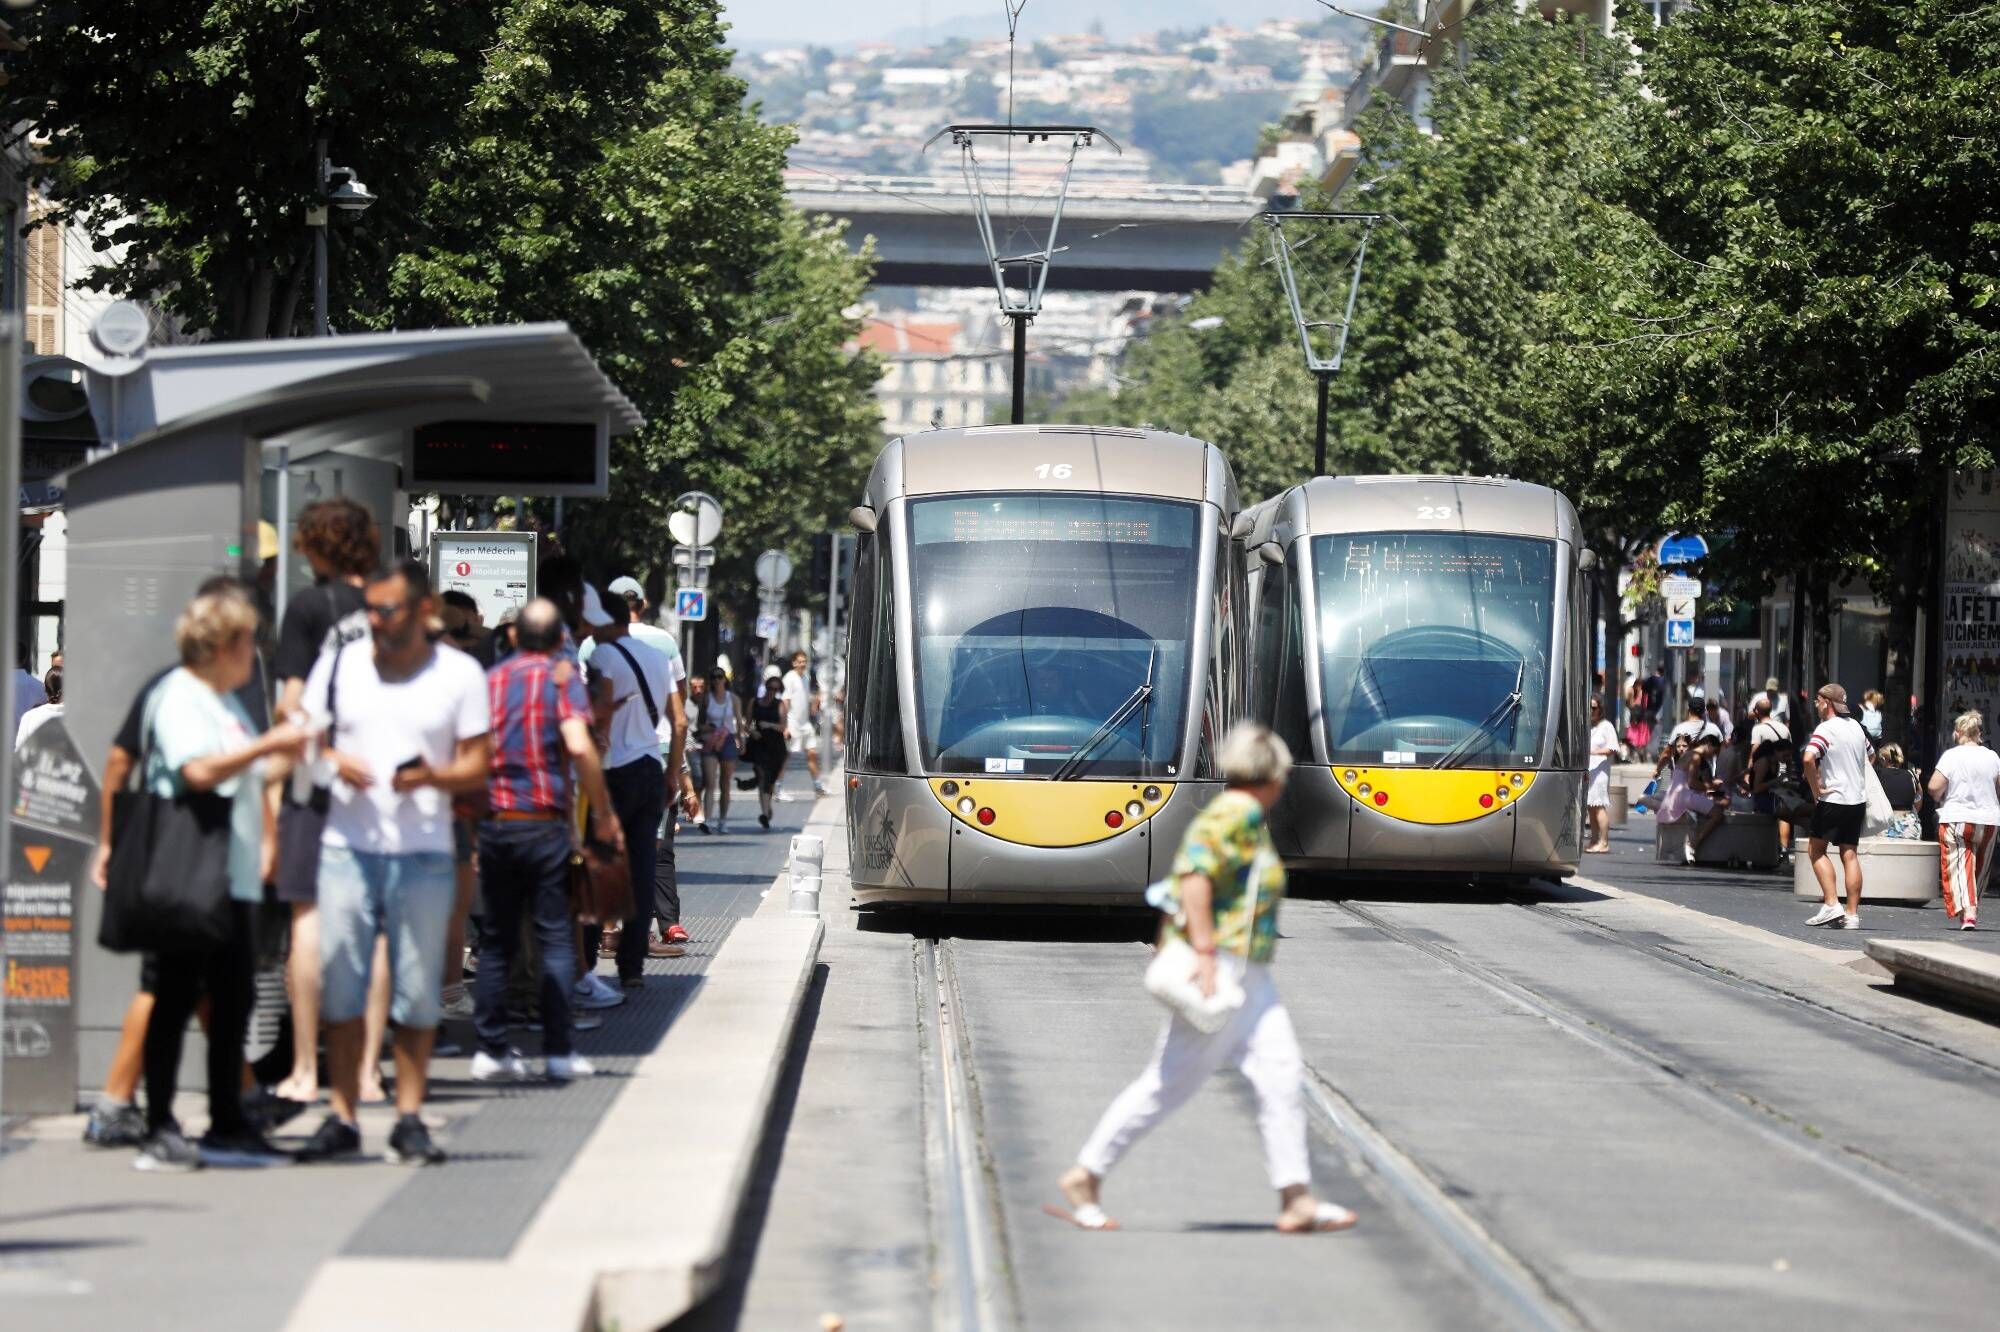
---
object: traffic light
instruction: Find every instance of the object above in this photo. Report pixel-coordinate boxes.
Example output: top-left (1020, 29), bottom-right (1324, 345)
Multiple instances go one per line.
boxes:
top-left (809, 532), bottom-right (833, 590)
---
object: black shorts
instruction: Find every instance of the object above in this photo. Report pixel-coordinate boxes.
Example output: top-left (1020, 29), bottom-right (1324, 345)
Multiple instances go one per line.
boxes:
top-left (1810, 800), bottom-right (1866, 846)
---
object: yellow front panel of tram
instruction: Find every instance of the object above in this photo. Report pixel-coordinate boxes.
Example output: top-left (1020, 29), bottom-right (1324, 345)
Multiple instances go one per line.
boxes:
top-left (928, 778), bottom-right (1175, 848)
top-left (1333, 766), bottom-right (1537, 826)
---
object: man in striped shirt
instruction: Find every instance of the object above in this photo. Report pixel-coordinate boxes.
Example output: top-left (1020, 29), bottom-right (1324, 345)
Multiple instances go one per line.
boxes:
top-left (471, 599), bottom-right (622, 1084)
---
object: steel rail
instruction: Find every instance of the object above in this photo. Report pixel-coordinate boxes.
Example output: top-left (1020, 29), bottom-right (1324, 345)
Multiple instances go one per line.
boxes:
top-left (918, 938), bottom-right (1015, 1331)
top-left (1302, 1071), bottom-right (1584, 1332)
top-left (1512, 894), bottom-right (2000, 1082)
top-left (1333, 900), bottom-right (2000, 1265)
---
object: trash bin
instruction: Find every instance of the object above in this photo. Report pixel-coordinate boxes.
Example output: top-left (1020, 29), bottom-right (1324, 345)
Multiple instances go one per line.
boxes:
top-left (1610, 783), bottom-right (1629, 827)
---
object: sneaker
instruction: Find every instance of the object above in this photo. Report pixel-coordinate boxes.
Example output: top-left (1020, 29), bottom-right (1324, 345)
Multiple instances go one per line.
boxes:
top-left (295, 1115), bottom-right (362, 1164)
top-left (133, 1123), bottom-right (203, 1173)
top-left (470, 1049), bottom-right (531, 1083)
top-left (696, 820), bottom-right (712, 835)
top-left (759, 813), bottom-right (772, 829)
top-left (545, 1054), bottom-right (596, 1082)
top-left (1840, 913), bottom-right (1861, 930)
top-left (716, 819), bottom-right (730, 834)
top-left (663, 924), bottom-right (690, 945)
top-left (198, 1126), bottom-right (290, 1168)
top-left (385, 1113), bottom-right (446, 1166)
top-left (83, 1100), bottom-right (147, 1149)
top-left (815, 782), bottom-right (830, 797)
top-left (1682, 839), bottom-right (1697, 866)
top-left (240, 1086), bottom-right (308, 1133)
top-left (1805, 904), bottom-right (1844, 927)
top-left (573, 974), bottom-right (625, 1010)
top-left (440, 985), bottom-right (475, 1022)
top-left (573, 1011), bottom-right (604, 1032)
top-left (1963, 917), bottom-right (1979, 931)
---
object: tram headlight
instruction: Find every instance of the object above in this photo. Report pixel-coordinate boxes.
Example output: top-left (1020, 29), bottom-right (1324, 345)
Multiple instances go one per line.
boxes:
top-left (1125, 801), bottom-right (1144, 819)
top-left (957, 797), bottom-right (976, 816)
top-left (1343, 770), bottom-right (1357, 783)
top-left (1510, 773), bottom-right (1524, 788)
top-left (1143, 785), bottom-right (1162, 802)
top-left (1357, 783), bottom-right (1371, 797)
top-left (941, 780), bottom-right (959, 797)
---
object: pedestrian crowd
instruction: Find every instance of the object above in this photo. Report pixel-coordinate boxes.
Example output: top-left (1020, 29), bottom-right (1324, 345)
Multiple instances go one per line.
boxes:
top-left (79, 497), bottom-right (834, 1172)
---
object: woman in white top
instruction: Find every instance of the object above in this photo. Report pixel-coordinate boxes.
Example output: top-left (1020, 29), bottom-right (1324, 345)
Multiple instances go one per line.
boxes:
top-left (1585, 697), bottom-right (1618, 853)
top-left (14, 664), bottom-right (62, 750)
top-left (699, 666), bottom-right (744, 833)
top-left (1926, 710), bottom-right (2000, 930)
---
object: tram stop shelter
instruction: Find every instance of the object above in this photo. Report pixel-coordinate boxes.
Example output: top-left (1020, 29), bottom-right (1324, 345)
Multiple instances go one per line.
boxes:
top-left (14, 322), bottom-right (639, 1108)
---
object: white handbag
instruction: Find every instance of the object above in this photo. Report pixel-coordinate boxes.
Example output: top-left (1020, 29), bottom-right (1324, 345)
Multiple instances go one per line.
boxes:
top-left (1861, 763), bottom-right (1893, 839)
top-left (1141, 866), bottom-right (1258, 1035)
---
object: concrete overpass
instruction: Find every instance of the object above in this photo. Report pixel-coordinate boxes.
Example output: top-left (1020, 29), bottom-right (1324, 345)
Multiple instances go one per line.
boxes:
top-left (785, 173), bottom-right (1264, 292)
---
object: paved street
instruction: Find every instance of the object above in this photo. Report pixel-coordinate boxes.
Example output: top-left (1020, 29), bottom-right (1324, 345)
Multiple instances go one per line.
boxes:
top-left (0, 802), bottom-right (809, 1329)
top-left (695, 801), bottom-right (2000, 1331)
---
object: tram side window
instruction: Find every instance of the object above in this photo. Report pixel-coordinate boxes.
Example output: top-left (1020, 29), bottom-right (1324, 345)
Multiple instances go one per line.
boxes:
top-left (857, 535), bottom-right (906, 772)
top-left (845, 532), bottom-right (879, 760)
top-left (1253, 557), bottom-right (1287, 725)
top-left (1272, 554), bottom-right (1312, 758)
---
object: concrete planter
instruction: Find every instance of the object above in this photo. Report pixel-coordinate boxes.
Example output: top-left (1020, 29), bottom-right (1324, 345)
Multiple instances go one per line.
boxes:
top-left (1791, 836), bottom-right (1938, 904)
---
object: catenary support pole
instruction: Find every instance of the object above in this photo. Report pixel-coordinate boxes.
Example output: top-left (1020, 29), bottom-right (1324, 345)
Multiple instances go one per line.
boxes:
top-left (1010, 314), bottom-right (1029, 425)
top-left (0, 316), bottom-right (20, 1114)
top-left (1314, 372), bottom-right (1331, 477)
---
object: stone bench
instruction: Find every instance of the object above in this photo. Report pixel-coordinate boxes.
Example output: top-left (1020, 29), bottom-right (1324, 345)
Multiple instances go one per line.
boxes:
top-left (1863, 940), bottom-right (2000, 1014)
top-left (1791, 836), bottom-right (1938, 904)
top-left (1654, 810), bottom-right (1783, 870)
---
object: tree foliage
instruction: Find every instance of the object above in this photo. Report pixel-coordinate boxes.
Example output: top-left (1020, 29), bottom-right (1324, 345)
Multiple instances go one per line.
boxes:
top-left (8, 1), bottom-right (882, 597)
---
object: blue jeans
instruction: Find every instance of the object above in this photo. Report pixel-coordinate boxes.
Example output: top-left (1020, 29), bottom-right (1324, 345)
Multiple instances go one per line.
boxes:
top-left (474, 820), bottom-right (576, 1059)
top-left (318, 845), bottom-right (456, 1029)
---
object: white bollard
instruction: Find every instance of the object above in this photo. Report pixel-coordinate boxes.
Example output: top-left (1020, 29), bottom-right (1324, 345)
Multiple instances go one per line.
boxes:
top-left (789, 835), bottom-right (825, 916)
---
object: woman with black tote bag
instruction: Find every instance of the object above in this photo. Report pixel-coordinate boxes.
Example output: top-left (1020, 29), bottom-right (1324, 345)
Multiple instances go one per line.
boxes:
top-left (107, 587), bottom-right (307, 1170)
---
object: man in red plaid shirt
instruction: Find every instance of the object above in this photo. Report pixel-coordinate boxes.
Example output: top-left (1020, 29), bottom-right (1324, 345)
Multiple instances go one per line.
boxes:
top-left (471, 598), bottom-right (622, 1084)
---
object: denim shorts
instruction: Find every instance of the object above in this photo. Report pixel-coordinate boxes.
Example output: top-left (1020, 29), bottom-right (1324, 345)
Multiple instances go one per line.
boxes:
top-left (317, 844), bottom-right (457, 1029)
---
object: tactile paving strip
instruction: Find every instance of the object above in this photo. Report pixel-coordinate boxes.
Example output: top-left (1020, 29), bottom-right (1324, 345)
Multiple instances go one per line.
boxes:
top-left (340, 911), bottom-right (743, 1260)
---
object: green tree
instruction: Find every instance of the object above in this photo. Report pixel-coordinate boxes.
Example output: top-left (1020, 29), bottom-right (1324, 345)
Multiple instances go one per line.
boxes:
top-left (11, 2), bottom-right (883, 595)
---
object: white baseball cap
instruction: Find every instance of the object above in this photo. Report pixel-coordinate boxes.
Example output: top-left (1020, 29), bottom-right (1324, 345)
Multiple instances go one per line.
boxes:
top-left (580, 583), bottom-right (617, 629)
top-left (607, 575), bottom-right (643, 602)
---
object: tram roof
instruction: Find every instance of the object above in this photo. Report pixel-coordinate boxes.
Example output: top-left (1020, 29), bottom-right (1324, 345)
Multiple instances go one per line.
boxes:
top-left (880, 425), bottom-right (1232, 507)
top-left (1287, 474), bottom-right (1579, 542)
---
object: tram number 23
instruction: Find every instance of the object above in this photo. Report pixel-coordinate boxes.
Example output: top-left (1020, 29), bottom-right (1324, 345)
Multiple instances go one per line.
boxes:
top-left (1415, 504), bottom-right (1454, 520)
top-left (1034, 463), bottom-right (1074, 480)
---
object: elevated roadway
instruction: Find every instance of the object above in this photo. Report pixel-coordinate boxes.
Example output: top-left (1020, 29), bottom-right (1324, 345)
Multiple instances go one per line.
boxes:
top-left (784, 172), bottom-right (1264, 292)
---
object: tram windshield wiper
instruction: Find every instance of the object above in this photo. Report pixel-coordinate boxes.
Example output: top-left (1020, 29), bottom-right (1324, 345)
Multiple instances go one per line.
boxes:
top-left (1050, 648), bottom-right (1155, 782)
top-left (1431, 663), bottom-right (1525, 771)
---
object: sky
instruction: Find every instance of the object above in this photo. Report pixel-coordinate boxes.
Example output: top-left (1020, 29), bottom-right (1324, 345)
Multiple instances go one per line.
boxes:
top-left (719, 1), bottom-right (1345, 49)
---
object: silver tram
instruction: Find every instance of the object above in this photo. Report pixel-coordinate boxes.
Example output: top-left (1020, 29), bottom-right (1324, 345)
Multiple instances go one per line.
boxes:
top-left (841, 425), bottom-right (1243, 905)
top-left (1241, 475), bottom-right (1590, 883)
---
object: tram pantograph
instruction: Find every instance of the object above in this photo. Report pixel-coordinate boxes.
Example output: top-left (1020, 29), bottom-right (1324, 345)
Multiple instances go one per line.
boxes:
top-left (841, 425), bottom-right (1244, 905)
top-left (1241, 475), bottom-right (1591, 884)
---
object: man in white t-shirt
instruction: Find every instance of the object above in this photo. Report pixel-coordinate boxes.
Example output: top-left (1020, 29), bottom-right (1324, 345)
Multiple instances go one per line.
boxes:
top-left (781, 649), bottom-right (826, 799)
top-left (1585, 697), bottom-right (1618, 853)
top-left (295, 561), bottom-right (493, 1166)
top-left (1927, 709), bottom-right (2000, 930)
top-left (1762, 676), bottom-right (1791, 726)
top-left (597, 577), bottom-right (702, 832)
top-left (1667, 700), bottom-right (1721, 746)
top-left (1801, 683), bottom-right (1872, 930)
top-left (586, 581), bottom-right (700, 977)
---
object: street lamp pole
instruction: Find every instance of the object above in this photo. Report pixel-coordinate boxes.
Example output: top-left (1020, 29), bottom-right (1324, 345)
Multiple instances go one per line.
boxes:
top-left (309, 140), bottom-right (377, 338)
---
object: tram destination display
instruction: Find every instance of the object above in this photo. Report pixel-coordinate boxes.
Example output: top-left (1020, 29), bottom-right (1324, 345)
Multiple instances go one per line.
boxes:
top-left (913, 494), bottom-right (1196, 548)
top-left (409, 419), bottom-right (602, 494)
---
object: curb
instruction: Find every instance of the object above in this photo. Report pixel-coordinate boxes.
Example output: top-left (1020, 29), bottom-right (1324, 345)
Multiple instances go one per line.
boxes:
top-left (283, 829), bottom-right (829, 1332)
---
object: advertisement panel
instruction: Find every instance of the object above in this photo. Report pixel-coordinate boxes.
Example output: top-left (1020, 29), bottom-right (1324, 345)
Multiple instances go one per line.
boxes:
top-left (1940, 472), bottom-right (2000, 751)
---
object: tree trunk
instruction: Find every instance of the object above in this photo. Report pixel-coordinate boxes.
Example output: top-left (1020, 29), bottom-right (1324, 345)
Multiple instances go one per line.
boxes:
top-left (237, 263), bottom-right (275, 341)
top-left (1880, 507), bottom-right (1927, 747)
top-left (274, 248), bottom-right (310, 339)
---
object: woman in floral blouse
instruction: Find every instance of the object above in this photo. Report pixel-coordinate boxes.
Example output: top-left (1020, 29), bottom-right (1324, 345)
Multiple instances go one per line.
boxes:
top-left (1056, 723), bottom-right (1357, 1234)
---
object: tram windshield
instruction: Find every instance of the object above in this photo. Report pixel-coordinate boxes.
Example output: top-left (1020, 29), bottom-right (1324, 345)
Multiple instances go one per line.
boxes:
top-left (908, 493), bottom-right (1200, 777)
top-left (1311, 532), bottom-right (1556, 768)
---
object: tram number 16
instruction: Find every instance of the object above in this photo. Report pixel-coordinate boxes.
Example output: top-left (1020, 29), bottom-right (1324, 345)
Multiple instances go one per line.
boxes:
top-left (1034, 463), bottom-right (1074, 480)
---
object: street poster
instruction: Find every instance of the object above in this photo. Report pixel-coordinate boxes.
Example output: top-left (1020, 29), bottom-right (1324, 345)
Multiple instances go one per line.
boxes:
top-left (1939, 470), bottom-right (2000, 753)
top-left (431, 530), bottom-right (537, 628)
top-left (4, 717), bottom-right (99, 1114)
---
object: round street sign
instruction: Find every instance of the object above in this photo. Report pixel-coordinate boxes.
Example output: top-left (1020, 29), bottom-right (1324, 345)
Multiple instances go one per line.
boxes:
top-left (89, 300), bottom-right (152, 357)
top-left (755, 549), bottom-right (794, 590)
top-left (669, 491), bottom-right (723, 547)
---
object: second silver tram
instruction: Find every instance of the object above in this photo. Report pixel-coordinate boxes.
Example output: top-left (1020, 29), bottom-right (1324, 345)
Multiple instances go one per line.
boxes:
top-left (841, 425), bottom-right (1243, 905)
top-left (1242, 475), bottom-right (1590, 883)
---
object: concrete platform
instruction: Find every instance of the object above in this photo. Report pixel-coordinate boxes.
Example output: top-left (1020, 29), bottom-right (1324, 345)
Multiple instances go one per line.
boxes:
top-left (1864, 939), bottom-right (2000, 1013)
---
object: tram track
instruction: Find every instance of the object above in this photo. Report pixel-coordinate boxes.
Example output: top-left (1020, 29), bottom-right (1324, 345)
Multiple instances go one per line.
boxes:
top-left (1330, 899), bottom-right (2000, 1266)
top-left (916, 937), bottom-right (1017, 1332)
top-left (1510, 892), bottom-right (2000, 1082)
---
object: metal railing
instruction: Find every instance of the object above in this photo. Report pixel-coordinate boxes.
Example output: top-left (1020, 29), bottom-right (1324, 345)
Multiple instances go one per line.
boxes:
top-left (784, 171), bottom-right (1261, 211)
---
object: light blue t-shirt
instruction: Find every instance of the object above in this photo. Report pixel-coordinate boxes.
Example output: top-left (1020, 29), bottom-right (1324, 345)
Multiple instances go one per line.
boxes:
top-left (144, 668), bottom-right (265, 903)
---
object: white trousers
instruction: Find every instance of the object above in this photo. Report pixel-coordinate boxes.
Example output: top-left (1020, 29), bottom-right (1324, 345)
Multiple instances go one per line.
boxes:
top-left (1076, 959), bottom-right (1312, 1191)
